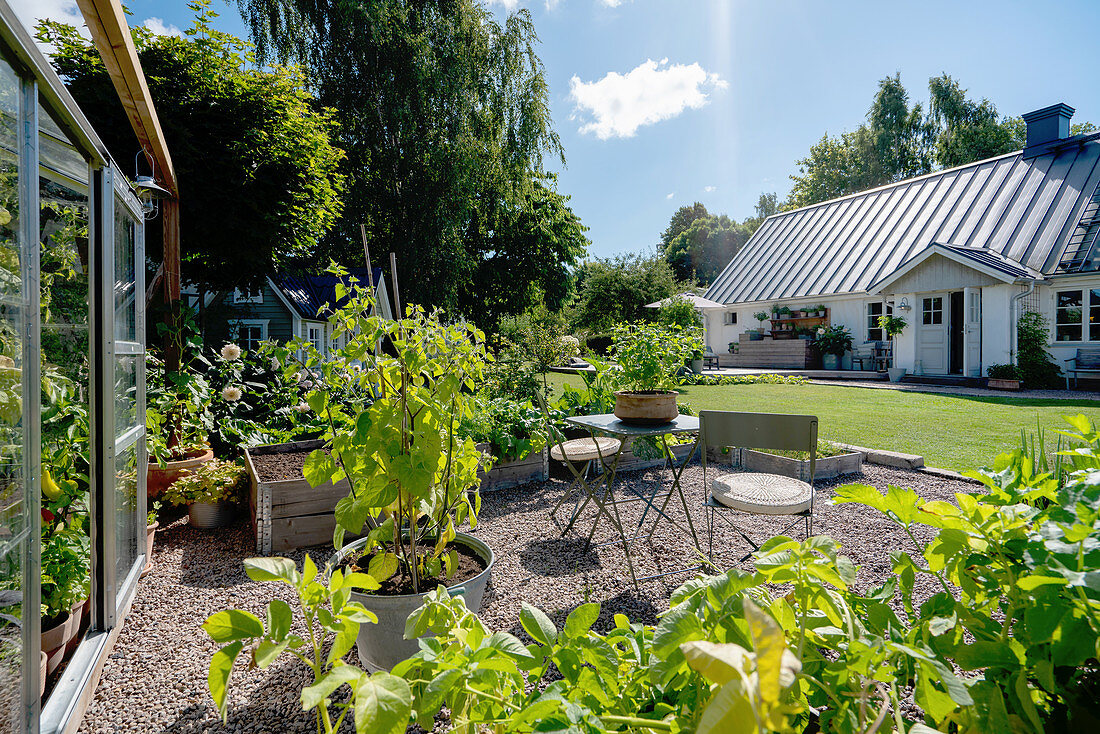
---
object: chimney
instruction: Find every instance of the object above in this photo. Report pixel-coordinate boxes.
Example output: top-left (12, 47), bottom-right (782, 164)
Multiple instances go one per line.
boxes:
top-left (1022, 103), bottom-right (1075, 155)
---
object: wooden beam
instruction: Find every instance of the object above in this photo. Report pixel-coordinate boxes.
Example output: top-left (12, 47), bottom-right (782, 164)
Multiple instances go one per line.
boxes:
top-left (75, 0), bottom-right (177, 196)
top-left (161, 198), bottom-right (181, 302)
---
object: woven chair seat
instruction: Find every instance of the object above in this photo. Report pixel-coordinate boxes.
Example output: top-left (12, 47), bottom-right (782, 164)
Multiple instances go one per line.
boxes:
top-left (711, 472), bottom-right (812, 515)
top-left (550, 437), bottom-right (621, 463)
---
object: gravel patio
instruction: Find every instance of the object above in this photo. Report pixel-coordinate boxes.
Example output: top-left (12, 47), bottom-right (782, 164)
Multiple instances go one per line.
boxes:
top-left (79, 462), bottom-right (976, 733)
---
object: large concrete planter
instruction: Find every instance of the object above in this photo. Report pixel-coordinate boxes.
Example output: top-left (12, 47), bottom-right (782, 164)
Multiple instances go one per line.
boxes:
top-left (188, 500), bottom-right (235, 529)
top-left (888, 368), bottom-right (906, 383)
top-left (329, 532), bottom-right (494, 672)
top-left (475, 444), bottom-right (548, 492)
top-left (147, 448), bottom-right (214, 498)
top-left (822, 353), bottom-right (841, 370)
top-left (613, 390), bottom-right (678, 425)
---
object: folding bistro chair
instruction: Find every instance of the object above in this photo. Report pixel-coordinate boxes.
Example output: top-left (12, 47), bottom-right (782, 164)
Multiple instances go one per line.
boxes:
top-left (700, 410), bottom-right (818, 563)
top-left (533, 391), bottom-right (621, 536)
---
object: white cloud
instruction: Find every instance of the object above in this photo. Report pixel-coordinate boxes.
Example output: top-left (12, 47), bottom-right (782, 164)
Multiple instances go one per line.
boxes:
top-left (484, 0), bottom-right (561, 10)
top-left (704, 186), bottom-right (716, 193)
top-left (600, 0), bottom-right (631, 6)
top-left (143, 17), bottom-right (184, 37)
top-left (9, 0), bottom-right (85, 41)
top-left (666, 192), bottom-right (675, 199)
top-left (569, 58), bottom-right (727, 140)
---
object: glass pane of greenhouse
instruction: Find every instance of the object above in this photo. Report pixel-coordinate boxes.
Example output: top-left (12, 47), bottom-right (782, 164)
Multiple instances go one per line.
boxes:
top-left (0, 53), bottom-right (24, 734)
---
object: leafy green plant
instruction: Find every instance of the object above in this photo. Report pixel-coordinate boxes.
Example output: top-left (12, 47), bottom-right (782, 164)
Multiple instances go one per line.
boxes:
top-left (1016, 310), bottom-right (1061, 388)
top-left (393, 586), bottom-right (801, 733)
top-left (147, 500), bottom-right (162, 527)
top-left (146, 306), bottom-right (212, 463)
top-left (203, 556), bottom-right (412, 734)
top-left (657, 295), bottom-right (702, 331)
top-left (611, 321), bottom-right (702, 393)
top-left (299, 265), bottom-right (488, 593)
top-left (986, 363), bottom-right (1020, 380)
top-left (753, 311), bottom-right (768, 325)
top-left (813, 325), bottom-right (853, 356)
top-left (162, 458), bottom-right (245, 506)
top-left (877, 313), bottom-right (907, 338)
top-left (459, 397), bottom-right (546, 463)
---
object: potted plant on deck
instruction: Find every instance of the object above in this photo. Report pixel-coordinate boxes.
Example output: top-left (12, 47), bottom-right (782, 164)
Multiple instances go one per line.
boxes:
top-left (294, 267), bottom-right (494, 671)
top-left (986, 364), bottom-right (1022, 390)
top-left (610, 321), bottom-right (700, 425)
top-left (162, 458), bottom-right (244, 529)
top-left (814, 325), bottom-right (853, 370)
top-left (879, 314), bottom-right (908, 382)
top-left (752, 311), bottom-right (768, 340)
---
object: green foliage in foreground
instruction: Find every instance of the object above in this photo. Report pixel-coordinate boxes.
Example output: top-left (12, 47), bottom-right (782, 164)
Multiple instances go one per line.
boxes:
top-left (206, 416), bottom-right (1100, 732)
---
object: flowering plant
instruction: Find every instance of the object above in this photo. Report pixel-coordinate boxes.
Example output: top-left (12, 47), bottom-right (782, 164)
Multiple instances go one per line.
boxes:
top-left (813, 324), bottom-right (853, 356)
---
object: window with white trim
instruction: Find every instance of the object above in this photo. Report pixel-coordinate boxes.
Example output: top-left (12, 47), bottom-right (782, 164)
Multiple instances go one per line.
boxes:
top-left (866, 302), bottom-right (893, 341)
top-left (723, 312), bottom-right (737, 325)
top-left (1056, 289), bottom-right (1084, 341)
top-left (234, 284), bottom-right (263, 304)
top-left (922, 296), bottom-right (943, 325)
top-left (233, 320), bottom-right (267, 352)
top-left (307, 324), bottom-right (325, 354)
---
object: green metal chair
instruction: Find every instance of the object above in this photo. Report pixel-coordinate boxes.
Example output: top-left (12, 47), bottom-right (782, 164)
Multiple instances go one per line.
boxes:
top-left (533, 390), bottom-right (621, 537)
top-left (700, 410), bottom-right (818, 563)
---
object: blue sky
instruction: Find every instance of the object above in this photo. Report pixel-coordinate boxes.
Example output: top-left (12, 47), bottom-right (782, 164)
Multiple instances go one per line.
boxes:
top-left (14, 0), bottom-right (1100, 259)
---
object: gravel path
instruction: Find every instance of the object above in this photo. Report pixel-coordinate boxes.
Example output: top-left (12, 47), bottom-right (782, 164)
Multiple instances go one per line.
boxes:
top-left (79, 463), bottom-right (974, 733)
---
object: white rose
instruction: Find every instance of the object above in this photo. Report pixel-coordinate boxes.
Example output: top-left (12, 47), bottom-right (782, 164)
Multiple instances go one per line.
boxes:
top-left (220, 343), bottom-right (242, 360)
top-left (221, 386), bottom-right (242, 402)
top-left (294, 402), bottom-right (310, 413)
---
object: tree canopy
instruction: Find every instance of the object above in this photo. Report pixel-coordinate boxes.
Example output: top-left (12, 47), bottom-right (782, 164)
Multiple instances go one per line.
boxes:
top-left (230, 0), bottom-right (585, 325)
top-left (658, 200), bottom-right (775, 284)
top-left (786, 73), bottom-right (1096, 210)
top-left (571, 253), bottom-right (683, 334)
top-left (38, 2), bottom-right (345, 295)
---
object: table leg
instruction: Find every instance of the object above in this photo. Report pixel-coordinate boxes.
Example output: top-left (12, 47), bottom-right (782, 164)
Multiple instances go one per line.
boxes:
top-left (580, 439), bottom-right (637, 588)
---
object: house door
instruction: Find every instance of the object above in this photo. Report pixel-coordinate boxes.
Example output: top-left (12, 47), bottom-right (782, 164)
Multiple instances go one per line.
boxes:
top-left (962, 287), bottom-right (982, 377)
top-left (949, 292), bottom-right (965, 374)
top-left (917, 294), bottom-right (948, 374)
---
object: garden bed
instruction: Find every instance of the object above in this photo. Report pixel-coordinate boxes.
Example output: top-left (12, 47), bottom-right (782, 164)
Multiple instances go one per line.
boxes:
top-left (707, 443), bottom-right (863, 481)
top-left (476, 443), bottom-right (548, 492)
top-left (244, 439), bottom-right (351, 554)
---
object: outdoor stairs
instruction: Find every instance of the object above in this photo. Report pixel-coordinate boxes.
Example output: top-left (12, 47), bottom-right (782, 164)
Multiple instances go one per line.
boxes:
top-left (900, 374), bottom-right (985, 388)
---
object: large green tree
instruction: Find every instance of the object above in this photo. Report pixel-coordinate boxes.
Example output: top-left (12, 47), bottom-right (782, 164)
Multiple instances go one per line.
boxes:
top-left (571, 253), bottom-right (683, 334)
top-left (664, 214), bottom-right (748, 284)
top-left (38, 3), bottom-right (345, 296)
top-left (231, 0), bottom-right (584, 324)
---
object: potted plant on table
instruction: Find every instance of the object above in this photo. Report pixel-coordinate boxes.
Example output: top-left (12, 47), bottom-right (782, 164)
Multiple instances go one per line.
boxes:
top-left (610, 321), bottom-right (700, 425)
top-left (878, 314), bottom-right (909, 382)
top-left (162, 458), bottom-right (244, 529)
top-left (290, 267), bottom-right (494, 671)
top-left (814, 325), bottom-right (853, 370)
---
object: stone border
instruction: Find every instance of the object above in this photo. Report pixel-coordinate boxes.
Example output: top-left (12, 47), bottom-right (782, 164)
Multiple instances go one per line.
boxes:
top-left (835, 443), bottom-right (981, 485)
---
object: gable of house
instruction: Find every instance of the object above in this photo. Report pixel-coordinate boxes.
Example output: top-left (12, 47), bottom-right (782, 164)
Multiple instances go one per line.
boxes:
top-left (705, 136), bottom-right (1100, 306)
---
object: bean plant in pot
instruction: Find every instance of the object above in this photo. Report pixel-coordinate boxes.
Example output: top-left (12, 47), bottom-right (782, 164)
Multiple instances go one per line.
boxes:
top-left (878, 314), bottom-right (908, 382)
top-left (814, 324), bottom-right (853, 370)
top-left (162, 458), bottom-right (243, 529)
top-left (296, 267), bottom-right (493, 671)
top-left (609, 321), bottom-right (701, 425)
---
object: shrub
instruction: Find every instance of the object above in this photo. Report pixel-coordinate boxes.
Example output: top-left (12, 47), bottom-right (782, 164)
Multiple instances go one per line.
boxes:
top-left (656, 295), bottom-right (702, 330)
top-left (163, 459), bottom-right (245, 506)
top-left (1017, 310), bottom-right (1061, 388)
top-left (611, 321), bottom-right (702, 392)
top-left (459, 397), bottom-right (546, 462)
top-left (986, 363), bottom-right (1020, 380)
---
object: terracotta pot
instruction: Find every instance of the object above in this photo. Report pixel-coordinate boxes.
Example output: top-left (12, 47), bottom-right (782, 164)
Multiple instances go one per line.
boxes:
top-left (41, 611), bottom-right (76, 675)
top-left (613, 390), bottom-right (679, 425)
top-left (987, 378), bottom-right (1021, 391)
top-left (64, 598), bottom-right (90, 657)
top-left (39, 651), bottom-right (46, 697)
top-left (142, 521), bottom-right (159, 577)
top-left (147, 448), bottom-right (214, 497)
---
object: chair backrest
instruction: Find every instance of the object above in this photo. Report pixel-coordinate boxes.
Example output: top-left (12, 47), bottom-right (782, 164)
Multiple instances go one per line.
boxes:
top-left (699, 410), bottom-right (818, 483)
top-left (853, 343), bottom-right (875, 358)
top-left (533, 389), bottom-right (587, 481)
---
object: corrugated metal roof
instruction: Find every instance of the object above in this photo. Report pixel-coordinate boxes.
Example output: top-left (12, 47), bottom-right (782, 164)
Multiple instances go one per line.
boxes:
top-left (938, 244), bottom-right (1042, 280)
top-left (274, 267), bottom-right (384, 319)
top-left (705, 139), bottom-right (1100, 305)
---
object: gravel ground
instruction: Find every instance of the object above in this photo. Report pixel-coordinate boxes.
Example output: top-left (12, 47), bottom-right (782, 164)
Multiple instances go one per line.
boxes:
top-left (79, 463), bottom-right (974, 733)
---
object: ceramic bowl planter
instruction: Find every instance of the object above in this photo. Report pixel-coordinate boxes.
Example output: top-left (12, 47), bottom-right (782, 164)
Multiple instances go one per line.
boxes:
top-left (613, 390), bottom-right (678, 425)
top-left (142, 521), bottom-right (158, 577)
top-left (888, 367), bottom-right (907, 383)
top-left (41, 611), bottom-right (76, 675)
top-left (329, 532), bottom-right (495, 672)
top-left (188, 500), bottom-right (235, 529)
top-left (147, 447), bottom-right (213, 497)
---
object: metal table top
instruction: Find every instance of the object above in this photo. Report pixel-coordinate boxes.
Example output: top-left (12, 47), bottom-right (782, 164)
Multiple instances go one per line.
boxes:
top-left (564, 413), bottom-right (700, 437)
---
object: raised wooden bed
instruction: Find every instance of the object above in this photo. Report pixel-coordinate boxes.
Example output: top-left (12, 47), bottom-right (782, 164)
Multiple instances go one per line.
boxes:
top-left (244, 439), bottom-right (351, 555)
top-left (476, 444), bottom-right (548, 492)
top-left (706, 446), bottom-right (862, 481)
top-left (616, 440), bottom-right (697, 472)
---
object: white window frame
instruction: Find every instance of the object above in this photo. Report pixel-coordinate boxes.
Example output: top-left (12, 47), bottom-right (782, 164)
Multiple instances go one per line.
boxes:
top-left (233, 285), bottom-right (263, 304)
top-left (306, 323), bottom-right (325, 355)
top-left (723, 312), bottom-right (737, 325)
top-left (232, 319), bottom-right (268, 352)
top-left (866, 301), bottom-right (892, 341)
top-left (1056, 289), bottom-right (1086, 342)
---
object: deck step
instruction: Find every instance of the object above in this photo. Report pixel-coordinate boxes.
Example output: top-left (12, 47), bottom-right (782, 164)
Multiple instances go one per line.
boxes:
top-left (900, 375), bottom-right (985, 388)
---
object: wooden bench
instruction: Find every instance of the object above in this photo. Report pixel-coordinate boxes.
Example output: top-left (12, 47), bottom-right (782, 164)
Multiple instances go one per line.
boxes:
top-left (1065, 347), bottom-right (1100, 388)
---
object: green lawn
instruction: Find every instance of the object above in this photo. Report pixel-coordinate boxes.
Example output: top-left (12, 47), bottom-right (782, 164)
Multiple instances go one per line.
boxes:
top-left (545, 373), bottom-right (1100, 471)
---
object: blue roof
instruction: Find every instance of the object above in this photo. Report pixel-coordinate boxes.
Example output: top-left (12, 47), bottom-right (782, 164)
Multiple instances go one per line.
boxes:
top-left (273, 267), bottom-right (384, 319)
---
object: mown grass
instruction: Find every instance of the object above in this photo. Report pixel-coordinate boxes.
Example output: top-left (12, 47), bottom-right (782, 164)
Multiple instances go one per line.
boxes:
top-left (544, 372), bottom-right (1100, 471)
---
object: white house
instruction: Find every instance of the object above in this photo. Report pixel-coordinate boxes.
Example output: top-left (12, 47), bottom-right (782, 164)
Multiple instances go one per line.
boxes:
top-left (704, 103), bottom-right (1100, 378)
